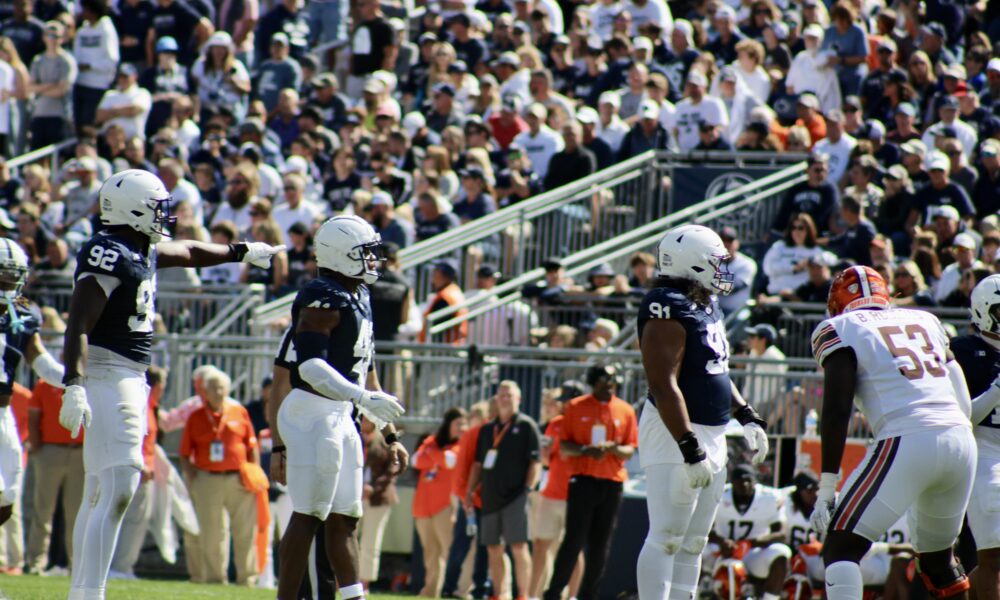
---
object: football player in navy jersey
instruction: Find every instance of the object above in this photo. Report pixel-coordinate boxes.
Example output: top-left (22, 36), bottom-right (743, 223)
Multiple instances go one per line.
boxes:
top-left (271, 215), bottom-right (407, 600)
top-left (60, 169), bottom-right (284, 600)
top-left (956, 275), bottom-right (1000, 600)
top-left (635, 224), bottom-right (770, 600)
top-left (0, 238), bottom-right (67, 527)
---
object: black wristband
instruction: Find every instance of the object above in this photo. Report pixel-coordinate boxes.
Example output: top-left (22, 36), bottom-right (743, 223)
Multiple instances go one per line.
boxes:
top-left (229, 242), bottom-right (248, 262)
top-left (64, 375), bottom-right (86, 387)
top-left (734, 404), bottom-right (767, 428)
top-left (384, 432), bottom-right (399, 445)
top-left (677, 432), bottom-right (707, 465)
top-left (271, 445), bottom-right (286, 454)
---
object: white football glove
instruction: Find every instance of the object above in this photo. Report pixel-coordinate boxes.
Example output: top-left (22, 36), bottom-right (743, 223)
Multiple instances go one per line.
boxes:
top-left (683, 459), bottom-right (713, 489)
top-left (59, 385), bottom-right (92, 439)
top-left (742, 423), bottom-right (770, 465)
top-left (358, 391), bottom-right (405, 430)
top-left (241, 242), bottom-right (287, 269)
top-left (810, 472), bottom-right (838, 535)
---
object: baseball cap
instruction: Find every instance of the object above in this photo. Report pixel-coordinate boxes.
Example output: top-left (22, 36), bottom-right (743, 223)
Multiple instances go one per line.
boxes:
top-left (744, 324), bottom-right (777, 343)
top-left (477, 264), bottom-right (501, 279)
top-left (803, 23), bottom-right (824, 38)
top-left (939, 95), bottom-right (960, 110)
top-left (900, 139), bottom-right (926, 156)
top-left (686, 70), bottom-right (708, 88)
top-left (576, 106), bottom-right (599, 125)
top-left (895, 102), bottom-right (917, 117)
top-left (460, 166), bottom-right (486, 180)
top-left (714, 5), bottom-right (736, 21)
top-left (76, 157), bottom-right (97, 172)
top-left (389, 17), bottom-right (406, 33)
top-left (527, 102), bottom-right (547, 119)
top-left (928, 151), bottom-right (950, 171)
top-left (588, 263), bottom-right (616, 278)
top-left (447, 61), bottom-right (468, 74)
top-left (553, 34), bottom-right (570, 46)
top-left (282, 155), bottom-right (310, 176)
top-left (118, 63), bottom-right (138, 78)
top-left (479, 74), bottom-right (498, 88)
top-left (808, 251), bottom-right (839, 268)
top-left (770, 21), bottom-right (789, 40)
top-left (843, 95), bottom-right (861, 110)
top-left (877, 38), bottom-right (897, 52)
top-left (633, 36), bottom-right (653, 52)
top-left (953, 233), bottom-right (977, 250)
top-left (501, 95), bottom-right (523, 113)
top-left (363, 78), bottom-right (385, 94)
top-left (797, 93), bottom-right (820, 110)
top-left (542, 256), bottom-right (564, 270)
top-left (312, 72), bottom-right (337, 88)
top-left (639, 99), bottom-right (659, 120)
top-left (864, 119), bottom-right (886, 140)
top-left (433, 259), bottom-right (459, 279)
top-left (928, 204), bottom-right (960, 222)
top-left (238, 142), bottom-right (262, 162)
top-left (989, 58), bottom-right (1000, 74)
top-left (402, 111), bottom-right (426, 137)
top-left (495, 52), bottom-right (520, 68)
top-left (942, 64), bottom-right (967, 80)
top-left (155, 36), bottom-right (179, 53)
top-left (981, 139), bottom-right (1000, 157)
top-left (885, 164), bottom-right (908, 180)
top-left (922, 22), bottom-right (946, 38)
top-left (271, 32), bottom-right (289, 46)
top-left (419, 32), bottom-right (438, 44)
top-left (374, 103), bottom-right (395, 118)
top-left (433, 82), bottom-right (456, 97)
top-left (598, 91), bottom-right (621, 108)
top-left (512, 20), bottom-right (530, 33)
top-left (887, 68), bottom-right (909, 84)
top-left (370, 191), bottom-right (393, 207)
top-left (586, 34), bottom-right (604, 51)
top-left (719, 66), bottom-right (738, 83)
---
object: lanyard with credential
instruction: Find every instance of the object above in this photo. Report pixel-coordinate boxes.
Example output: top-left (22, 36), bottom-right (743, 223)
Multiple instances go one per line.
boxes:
top-left (492, 419), bottom-right (513, 449)
top-left (204, 408), bottom-right (228, 440)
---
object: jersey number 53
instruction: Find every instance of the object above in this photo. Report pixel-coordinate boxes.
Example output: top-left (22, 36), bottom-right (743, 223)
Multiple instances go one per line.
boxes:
top-left (878, 324), bottom-right (946, 380)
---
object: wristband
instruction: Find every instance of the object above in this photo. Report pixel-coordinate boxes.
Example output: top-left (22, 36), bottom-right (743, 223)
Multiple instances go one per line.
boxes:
top-left (63, 375), bottom-right (86, 387)
top-left (677, 432), bottom-right (707, 464)
top-left (271, 445), bottom-right (286, 454)
top-left (384, 432), bottom-right (399, 445)
top-left (734, 404), bottom-right (767, 428)
top-left (229, 243), bottom-right (248, 262)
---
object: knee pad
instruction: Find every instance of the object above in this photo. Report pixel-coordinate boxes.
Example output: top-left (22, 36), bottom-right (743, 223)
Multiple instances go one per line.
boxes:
top-left (649, 533), bottom-right (684, 555)
top-left (681, 536), bottom-right (709, 555)
top-left (916, 556), bottom-right (970, 598)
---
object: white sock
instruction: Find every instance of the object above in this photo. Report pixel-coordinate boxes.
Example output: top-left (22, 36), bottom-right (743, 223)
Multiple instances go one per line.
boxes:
top-left (69, 466), bottom-right (141, 597)
top-left (825, 561), bottom-right (863, 600)
top-left (668, 550), bottom-right (701, 600)
top-left (637, 538), bottom-right (676, 600)
top-left (340, 582), bottom-right (365, 599)
top-left (763, 593), bottom-right (781, 600)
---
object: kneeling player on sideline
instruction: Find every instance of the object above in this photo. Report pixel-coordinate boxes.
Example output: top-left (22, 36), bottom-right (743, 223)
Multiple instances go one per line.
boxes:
top-left (809, 266), bottom-right (994, 600)
top-left (953, 274), bottom-right (1000, 600)
top-left (707, 465), bottom-right (791, 600)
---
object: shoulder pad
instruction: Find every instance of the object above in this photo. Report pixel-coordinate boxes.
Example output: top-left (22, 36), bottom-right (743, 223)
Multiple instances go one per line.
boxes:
top-left (640, 287), bottom-right (696, 321)
top-left (811, 318), bottom-right (847, 366)
top-left (76, 235), bottom-right (135, 280)
top-left (294, 278), bottom-right (352, 311)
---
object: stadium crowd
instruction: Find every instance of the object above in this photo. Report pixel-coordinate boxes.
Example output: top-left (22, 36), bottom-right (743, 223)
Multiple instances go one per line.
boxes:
top-left (0, 0), bottom-right (998, 596)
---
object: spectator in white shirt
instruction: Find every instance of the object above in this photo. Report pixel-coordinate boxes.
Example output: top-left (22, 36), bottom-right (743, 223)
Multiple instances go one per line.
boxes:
top-left (73, 0), bottom-right (119, 128)
top-left (512, 102), bottom-right (564, 179)
top-left (625, 0), bottom-right (672, 35)
top-left (272, 173), bottom-right (321, 246)
top-left (920, 96), bottom-right (978, 162)
top-left (596, 91), bottom-right (629, 154)
top-left (672, 69), bottom-right (728, 151)
top-left (466, 264), bottom-right (538, 346)
top-left (740, 324), bottom-right (787, 411)
top-left (934, 233), bottom-right (982, 302)
top-left (95, 64), bottom-right (152, 140)
top-left (812, 109), bottom-right (856, 186)
top-left (733, 39), bottom-right (770, 103)
top-left (785, 24), bottom-right (842, 115)
top-left (589, 0), bottom-right (623, 40)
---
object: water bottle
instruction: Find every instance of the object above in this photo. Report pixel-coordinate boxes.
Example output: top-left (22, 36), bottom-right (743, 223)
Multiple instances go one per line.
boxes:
top-left (465, 509), bottom-right (478, 538)
top-left (804, 409), bottom-right (819, 438)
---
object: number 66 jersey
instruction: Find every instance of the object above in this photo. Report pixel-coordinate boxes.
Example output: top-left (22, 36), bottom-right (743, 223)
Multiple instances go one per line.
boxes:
top-left (811, 307), bottom-right (969, 440)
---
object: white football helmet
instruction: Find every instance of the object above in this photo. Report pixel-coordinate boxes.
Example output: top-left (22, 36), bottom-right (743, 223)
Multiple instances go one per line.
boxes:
top-left (0, 238), bottom-right (28, 300)
top-left (971, 274), bottom-right (1000, 336)
top-left (315, 215), bottom-right (384, 284)
top-left (98, 169), bottom-right (175, 243)
top-left (656, 224), bottom-right (734, 295)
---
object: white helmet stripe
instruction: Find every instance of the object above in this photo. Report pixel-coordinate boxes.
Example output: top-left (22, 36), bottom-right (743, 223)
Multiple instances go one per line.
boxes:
top-left (853, 265), bottom-right (871, 298)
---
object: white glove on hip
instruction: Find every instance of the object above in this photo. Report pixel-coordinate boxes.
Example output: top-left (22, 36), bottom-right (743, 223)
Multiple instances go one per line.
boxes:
top-left (242, 243), bottom-right (287, 269)
top-left (683, 460), bottom-right (713, 489)
top-left (810, 472), bottom-right (839, 535)
top-left (59, 384), bottom-right (92, 439)
top-left (358, 391), bottom-right (405, 430)
top-left (742, 423), bottom-right (770, 465)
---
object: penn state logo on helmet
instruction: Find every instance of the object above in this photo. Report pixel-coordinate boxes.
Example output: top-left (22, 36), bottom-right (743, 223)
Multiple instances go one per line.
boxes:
top-left (655, 224), bottom-right (734, 295)
top-left (314, 215), bottom-right (385, 285)
top-left (970, 274), bottom-right (1000, 337)
top-left (98, 169), bottom-right (175, 243)
top-left (827, 265), bottom-right (890, 317)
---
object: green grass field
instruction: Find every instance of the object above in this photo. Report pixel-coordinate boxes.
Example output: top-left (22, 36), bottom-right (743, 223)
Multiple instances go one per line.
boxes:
top-left (0, 575), bottom-right (414, 599)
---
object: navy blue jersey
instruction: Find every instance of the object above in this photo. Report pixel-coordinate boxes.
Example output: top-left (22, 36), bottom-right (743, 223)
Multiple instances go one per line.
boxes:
top-left (74, 232), bottom-right (156, 365)
top-left (290, 276), bottom-right (374, 391)
top-left (274, 325), bottom-right (295, 369)
top-left (0, 303), bottom-right (41, 395)
top-left (637, 287), bottom-right (732, 426)
top-left (952, 334), bottom-right (1000, 429)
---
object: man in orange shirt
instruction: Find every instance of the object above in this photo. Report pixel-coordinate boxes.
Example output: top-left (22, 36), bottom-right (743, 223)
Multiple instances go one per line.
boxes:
top-left (795, 94), bottom-right (828, 148)
top-left (26, 379), bottom-right (84, 575)
top-left (179, 368), bottom-right (260, 585)
top-left (110, 366), bottom-right (165, 579)
top-left (543, 365), bottom-right (637, 600)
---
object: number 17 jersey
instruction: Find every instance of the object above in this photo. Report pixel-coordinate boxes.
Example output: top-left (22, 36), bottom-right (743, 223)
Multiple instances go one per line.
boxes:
top-left (811, 308), bottom-right (969, 440)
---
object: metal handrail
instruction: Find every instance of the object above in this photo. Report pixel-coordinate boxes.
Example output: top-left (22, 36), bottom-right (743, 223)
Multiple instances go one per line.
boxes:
top-left (426, 163), bottom-right (808, 333)
top-left (8, 138), bottom-right (76, 172)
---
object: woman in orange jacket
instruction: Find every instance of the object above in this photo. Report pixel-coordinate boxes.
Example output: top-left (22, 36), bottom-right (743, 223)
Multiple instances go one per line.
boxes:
top-left (413, 407), bottom-right (468, 598)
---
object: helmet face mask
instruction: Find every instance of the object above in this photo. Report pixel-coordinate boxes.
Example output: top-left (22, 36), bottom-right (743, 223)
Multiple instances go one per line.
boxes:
top-left (348, 239), bottom-right (386, 284)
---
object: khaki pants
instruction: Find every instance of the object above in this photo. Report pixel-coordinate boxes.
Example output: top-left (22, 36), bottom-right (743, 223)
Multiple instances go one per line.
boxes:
top-left (416, 503), bottom-right (456, 597)
top-left (189, 471), bottom-right (258, 585)
top-left (26, 444), bottom-right (84, 572)
top-left (0, 486), bottom-right (23, 568)
top-left (359, 500), bottom-right (393, 583)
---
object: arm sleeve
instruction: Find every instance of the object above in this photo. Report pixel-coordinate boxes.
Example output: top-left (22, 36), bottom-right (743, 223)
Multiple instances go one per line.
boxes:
top-left (31, 352), bottom-right (65, 387)
top-left (298, 357), bottom-right (366, 403)
top-left (92, 18), bottom-right (120, 73)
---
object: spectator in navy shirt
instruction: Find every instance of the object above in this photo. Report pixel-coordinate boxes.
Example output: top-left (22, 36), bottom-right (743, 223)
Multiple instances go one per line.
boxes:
top-left (449, 12), bottom-right (489, 74)
top-left (140, 36), bottom-right (190, 137)
top-left (544, 122), bottom-right (596, 191)
top-left (910, 151), bottom-right (976, 223)
top-left (115, 0), bottom-right (155, 66)
top-left (147, 0), bottom-right (212, 67)
top-left (368, 191), bottom-right (415, 249)
top-left (254, 0), bottom-right (310, 65)
top-left (772, 154), bottom-right (840, 236)
top-left (415, 190), bottom-right (460, 242)
top-left (825, 194), bottom-right (877, 266)
top-left (454, 167), bottom-right (496, 223)
top-left (2, 0), bottom-right (44, 65)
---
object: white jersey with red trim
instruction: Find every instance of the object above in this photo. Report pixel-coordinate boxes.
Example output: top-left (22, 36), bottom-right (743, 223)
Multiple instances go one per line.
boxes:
top-left (785, 500), bottom-right (819, 550)
top-left (714, 483), bottom-right (786, 541)
top-left (811, 308), bottom-right (970, 440)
